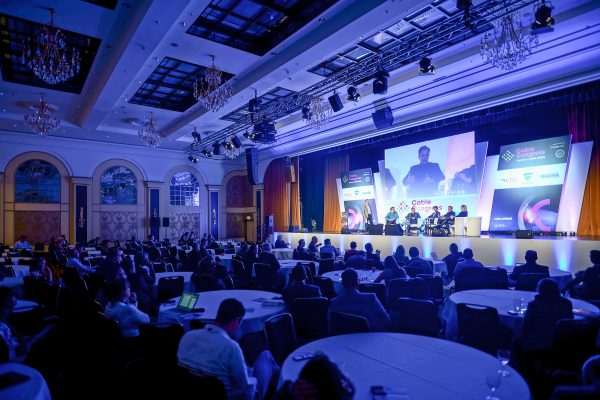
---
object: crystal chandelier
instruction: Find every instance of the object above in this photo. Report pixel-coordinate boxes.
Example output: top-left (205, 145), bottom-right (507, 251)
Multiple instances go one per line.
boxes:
top-left (304, 96), bottom-right (332, 130)
top-left (21, 9), bottom-right (80, 85)
top-left (138, 112), bottom-right (163, 148)
top-left (480, 10), bottom-right (538, 71)
top-left (193, 56), bottom-right (233, 112)
top-left (24, 94), bottom-right (60, 136)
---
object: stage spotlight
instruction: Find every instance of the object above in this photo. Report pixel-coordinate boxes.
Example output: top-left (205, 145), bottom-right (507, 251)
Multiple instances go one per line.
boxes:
top-left (191, 126), bottom-right (201, 142)
top-left (188, 155), bottom-right (198, 163)
top-left (418, 57), bottom-right (435, 75)
top-left (347, 86), bottom-right (360, 102)
top-left (212, 141), bottom-right (222, 156)
top-left (373, 69), bottom-right (390, 95)
top-left (243, 130), bottom-right (255, 140)
top-left (301, 104), bottom-right (312, 120)
top-left (456, 0), bottom-right (472, 11)
top-left (202, 149), bottom-right (213, 157)
top-left (532, 0), bottom-right (554, 33)
top-left (231, 135), bottom-right (242, 148)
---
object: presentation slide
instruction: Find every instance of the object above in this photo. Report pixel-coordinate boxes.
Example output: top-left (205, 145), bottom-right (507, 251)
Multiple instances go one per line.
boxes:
top-left (489, 135), bottom-right (571, 232)
top-left (382, 132), bottom-right (479, 219)
top-left (340, 168), bottom-right (378, 230)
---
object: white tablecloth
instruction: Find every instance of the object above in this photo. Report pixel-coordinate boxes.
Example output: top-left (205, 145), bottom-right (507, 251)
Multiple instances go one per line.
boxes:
top-left (322, 270), bottom-right (382, 295)
top-left (280, 333), bottom-right (530, 400)
top-left (0, 362), bottom-right (52, 400)
top-left (441, 289), bottom-right (599, 341)
top-left (157, 289), bottom-right (286, 336)
top-left (426, 259), bottom-right (447, 274)
top-left (12, 265), bottom-right (30, 278)
top-left (0, 257), bottom-right (32, 265)
top-left (272, 248), bottom-right (294, 260)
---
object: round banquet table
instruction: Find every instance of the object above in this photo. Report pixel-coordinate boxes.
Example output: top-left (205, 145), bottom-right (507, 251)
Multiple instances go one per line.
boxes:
top-left (322, 270), bottom-right (382, 295)
top-left (280, 333), bottom-right (530, 400)
top-left (0, 362), bottom-right (52, 400)
top-left (271, 248), bottom-right (294, 260)
top-left (441, 289), bottom-right (599, 341)
top-left (485, 266), bottom-right (573, 290)
top-left (157, 289), bottom-right (286, 336)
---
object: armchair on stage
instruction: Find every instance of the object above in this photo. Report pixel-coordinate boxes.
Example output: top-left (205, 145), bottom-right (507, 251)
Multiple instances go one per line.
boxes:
top-left (453, 217), bottom-right (482, 237)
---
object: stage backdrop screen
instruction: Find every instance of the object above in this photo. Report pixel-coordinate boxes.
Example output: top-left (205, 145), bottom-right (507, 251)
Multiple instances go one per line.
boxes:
top-left (383, 131), bottom-right (478, 218)
top-left (340, 168), bottom-right (378, 231)
top-left (489, 135), bottom-right (571, 232)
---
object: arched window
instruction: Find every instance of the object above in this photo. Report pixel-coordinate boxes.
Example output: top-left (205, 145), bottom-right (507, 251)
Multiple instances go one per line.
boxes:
top-left (15, 159), bottom-right (61, 203)
top-left (170, 171), bottom-right (200, 206)
top-left (100, 166), bottom-right (137, 205)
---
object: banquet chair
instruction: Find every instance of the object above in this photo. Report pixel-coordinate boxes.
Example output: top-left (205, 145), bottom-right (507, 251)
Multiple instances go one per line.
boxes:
top-left (417, 274), bottom-right (444, 305)
top-left (515, 273), bottom-right (547, 292)
top-left (191, 273), bottom-right (220, 292)
top-left (297, 262), bottom-right (317, 278)
top-left (290, 297), bottom-right (329, 339)
top-left (157, 276), bottom-right (184, 304)
top-left (456, 303), bottom-right (513, 355)
top-left (318, 258), bottom-right (335, 275)
top-left (138, 322), bottom-right (185, 365)
top-left (454, 267), bottom-right (509, 292)
top-left (34, 242), bottom-right (45, 252)
top-left (231, 259), bottom-right (250, 287)
top-left (548, 318), bottom-right (600, 372)
top-left (264, 313), bottom-right (298, 365)
top-left (404, 265), bottom-right (425, 278)
top-left (0, 335), bottom-right (8, 363)
top-left (254, 263), bottom-right (276, 291)
top-left (359, 283), bottom-right (387, 307)
top-left (31, 281), bottom-right (60, 317)
top-left (330, 312), bottom-right (370, 335)
top-left (312, 276), bottom-right (336, 300)
top-left (387, 278), bottom-right (410, 305)
top-left (9, 305), bottom-right (48, 336)
top-left (389, 298), bottom-right (442, 337)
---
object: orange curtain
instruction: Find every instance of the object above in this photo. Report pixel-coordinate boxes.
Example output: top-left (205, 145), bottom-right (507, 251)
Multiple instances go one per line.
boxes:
top-left (264, 158), bottom-right (290, 232)
top-left (323, 154), bottom-right (349, 232)
top-left (569, 100), bottom-right (600, 236)
top-left (290, 157), bottom-right (301, 229)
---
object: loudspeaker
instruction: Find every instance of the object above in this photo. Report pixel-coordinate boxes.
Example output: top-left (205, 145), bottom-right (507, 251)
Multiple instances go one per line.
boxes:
top-left (150, 217), bottom-right (160, 228)
top-left (162, 217), bottom-right (170, 228)
top-left (372, 107), bottom-right (393, 129)
top-left (246, 147), bottom-right (259, 185)
top-left (328, 93), bottom-right (344, 112)
top-left (515, 229), bottom-right (533, 239)
top-left (430, 228), bottom-right (446, 237)
top-left (369, 224), bottom-right (384, 235)
top-left (385, 224), bottom-right (401, 236)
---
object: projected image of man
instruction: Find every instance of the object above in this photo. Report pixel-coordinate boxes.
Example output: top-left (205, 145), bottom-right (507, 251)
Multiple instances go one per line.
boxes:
top-left (402, 145), bottom-right (445, 197)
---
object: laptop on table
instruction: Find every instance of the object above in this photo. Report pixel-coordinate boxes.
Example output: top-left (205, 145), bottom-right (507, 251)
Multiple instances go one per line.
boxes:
top-left (173, 292), bottom-right (199, 313)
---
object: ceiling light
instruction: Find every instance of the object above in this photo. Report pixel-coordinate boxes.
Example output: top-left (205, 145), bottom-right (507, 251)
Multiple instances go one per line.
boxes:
top-left (418, 57), bottom-right (435, 75)
top-left (21, 9), bottom-right (80, 85)
top-left (212, 141), bottom-right (222, 156)
top-left (201, 149), bottom-right (213, 157)
top-left (373, 69), bottom-right (390, 95)
top-left (231, 135), bottom-right (242, 148)
top-left (304, 97), bottom-right (332, 130)
top-left (301, 104), bottom-right (313, 120)
top-left (532, 0), bottom-right (554, 33)
top-left (347, 86), bottom-right (360, 102)
top-left (188, 155), bottom-right (198, 163)
top-left (193, 55), bottom-right (233, 112)
top-left (24, 94), bottom-right (60, 136)
top-left (138, 112), bottom-right (163, 148)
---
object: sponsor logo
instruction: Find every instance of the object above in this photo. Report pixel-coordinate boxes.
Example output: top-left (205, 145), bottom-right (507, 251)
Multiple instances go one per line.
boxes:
top-left (412, 199), bottom-right (431, 205)
top-left (502, 150), bottom-right (515, 162)
top-left (523, 172), bottom-right (533, 182)
top-left (555, 149), bottom-right (565, 158)
top-left (341, 175), bottom-right (348, 183)
top-left (541, 172), bottom-right (559, 179)
top-left (365, 175), bottom-right (371, 183)
top-left (500, 176), bottom-right (518, 184)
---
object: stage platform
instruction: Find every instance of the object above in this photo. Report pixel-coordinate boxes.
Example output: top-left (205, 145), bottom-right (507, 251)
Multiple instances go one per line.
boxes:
top-left (275, 232), bottom-right (600, 274)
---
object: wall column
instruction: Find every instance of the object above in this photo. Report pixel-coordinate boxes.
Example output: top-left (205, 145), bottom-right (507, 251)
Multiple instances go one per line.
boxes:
top-left (145, 181), bottom-right (163, 240)
top-left (71, 177), bottom-right (92, 245)
top-left (207, 185), bottom-right (221, 239)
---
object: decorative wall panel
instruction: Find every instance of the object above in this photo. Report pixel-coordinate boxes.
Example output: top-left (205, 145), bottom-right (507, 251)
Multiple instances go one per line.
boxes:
top-left (14, 211), bottom-right (60, 244)
top-left (168, 212), bottom-right (201, 240)
top-left (99, 211), bottom-right (138, 241)
top-left (226, 175), bottom-right (253, 207)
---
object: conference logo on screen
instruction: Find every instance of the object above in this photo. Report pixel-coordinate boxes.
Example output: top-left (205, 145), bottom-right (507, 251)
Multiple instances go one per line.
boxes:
top-left (502, 150), bottom-right (515, 162)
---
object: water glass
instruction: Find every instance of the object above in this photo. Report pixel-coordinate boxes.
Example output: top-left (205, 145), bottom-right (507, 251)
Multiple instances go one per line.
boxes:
top-left (486, 372), bottom-right (501, 400)
top-left (513, 298), bottom-right (522, 313)
top-left (497, 349), bottom-right (511, 376)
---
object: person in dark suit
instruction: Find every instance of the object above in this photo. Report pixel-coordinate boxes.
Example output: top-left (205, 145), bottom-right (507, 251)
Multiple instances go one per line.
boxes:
top-left (328, 268), bottom-right (390, 331)
top-left (402, 145), bottom-right (445, 197)
top-left (406, 247), bottom-right (433, 275)
top-left (393, 245), bottom-right (409, 266)
top-left (242, 244), bottom-right (259, 272)
top-left (345, 250), bottom-right (367, 270)
top-left (283, 265), bottom-right (321, 306)
top-left (274, 234), bottom-right (288, 249)
top-left (343, 242), bottom-right (359, 261)
top-left (442, 243), bottom-right (463, 279)
top-left (258, 242), bottom-right (281, 272)
top-left (294, 239), bottom-right (312, 261)
top-left (187, 242), bottom-right (208, 272)
top-left (509, 250), bottom-right (550, 284)
top-left (564, 250), bottom-right (600, 300)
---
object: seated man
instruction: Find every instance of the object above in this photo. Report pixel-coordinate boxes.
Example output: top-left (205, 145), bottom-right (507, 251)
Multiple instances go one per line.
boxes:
top-left (343, 241), bottom-right (359, 262)
top-left (319, 238), bottom-right (339, 260)
top-left (14, 235), bottom-right (31, 250)
top-left (509, 250), bottom-right (550, 284)
top-left (442, 243), bottom-right (463, 279)
top-left (453, 248), bottom-right (485, 277)
top-left (406, 247), bottom-right (433, 275)
top-left (257, 242), bottom-right (281, 271)
top-left (345, 250), bottom-right (367, 270)
top-left (274, 234), bottom-right (288, 249)
top-left (294, 239), bottom-right (312, 261)
top-left (328, 268), bottom-right (390, 331)
top-left (177, 298), bottom-right (277, 400)
top-left (564, 250), bottom-right (600, 299)
top-left (438, 206), bottom-right (456, 230)
top-left (385, 207), bottom-right (399, 225)
top-left (283, 265), bottom-right (322, 306)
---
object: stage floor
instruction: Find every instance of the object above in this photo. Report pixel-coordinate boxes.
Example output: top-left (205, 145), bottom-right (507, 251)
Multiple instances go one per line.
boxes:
top-left (276, 232), bottom-right (600, 274)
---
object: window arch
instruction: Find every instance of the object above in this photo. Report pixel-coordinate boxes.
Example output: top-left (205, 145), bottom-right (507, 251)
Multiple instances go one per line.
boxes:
top-left (100, 166), bottom-right (137, 205)
top-left (14, 159), bottom-right (61, 203)
top-left (170, 171), bottom-right (200, 206)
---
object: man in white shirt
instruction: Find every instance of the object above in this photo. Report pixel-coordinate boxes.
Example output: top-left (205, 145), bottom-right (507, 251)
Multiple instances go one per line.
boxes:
top-left (177, 298), bottom-right (277, 400)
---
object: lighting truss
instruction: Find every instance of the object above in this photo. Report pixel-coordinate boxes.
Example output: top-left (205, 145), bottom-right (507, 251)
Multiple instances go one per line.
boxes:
top-left (186, 0), bottom-right (538, 157)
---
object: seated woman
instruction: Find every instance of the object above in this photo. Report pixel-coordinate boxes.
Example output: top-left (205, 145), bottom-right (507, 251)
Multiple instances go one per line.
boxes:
top-left (104, 278), bottom-right (150, 338)
top-left (29, 257), bottom-right (53, 281)
top-left (393, 245), bottom-right (410, 266)
top-left (375, 256), bottom-right (408, 285)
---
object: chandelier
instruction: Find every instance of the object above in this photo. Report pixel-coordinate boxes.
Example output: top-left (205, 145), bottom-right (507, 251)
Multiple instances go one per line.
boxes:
top-left (24, 94), bottom-right (60, 136)
top-left (21, 9), bottom-right (80, 85)
top-left (222, 140), bottom-right (243, 159)
top-left (304, 96), bottom-right (333, 130)
top-left (138, 112), bottom-right (163, 148)
top-left (480, 10), bottom-right (538, 71)
top-left (193, 56), bottom-right (232, 112)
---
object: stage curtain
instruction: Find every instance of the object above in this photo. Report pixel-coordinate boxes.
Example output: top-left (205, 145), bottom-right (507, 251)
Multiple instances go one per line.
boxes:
top-left (323, 154), bottom-right (349, 233)
top-left (264, 158), bottom-right (290, 232)
top-left (568, 100), bottom-right (600, 236)
top-left (290, 156), bottom-right (301, 229)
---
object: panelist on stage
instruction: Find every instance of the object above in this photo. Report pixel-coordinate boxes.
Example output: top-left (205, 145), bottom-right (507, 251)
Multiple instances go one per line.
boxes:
top-left (402, 145), bottom-right (445, 197)
top-left (362, 199), bottom-right (374, 231)
top-left (385, 207), bottom-right (399, 225)
top-left (428, 206), bottom-right (441, 220)
top-left (457, 204), bottom-right (468, 217)
top-left (439, 206), bottom-right (456, 225)
top-left (405, 207), bottom-right (421, 223)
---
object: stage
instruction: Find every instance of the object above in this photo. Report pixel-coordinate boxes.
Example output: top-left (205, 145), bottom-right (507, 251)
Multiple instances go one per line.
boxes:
top-left (275, 232), bottom-right (600, 274)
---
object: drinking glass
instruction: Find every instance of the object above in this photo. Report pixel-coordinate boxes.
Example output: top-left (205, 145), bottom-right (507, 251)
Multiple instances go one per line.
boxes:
top-left (486, 372), bottom-right (501, 400)
top-left (497, 349), bottom-right (511, 376)
top-left (513, 298), bottom-right (521, 313)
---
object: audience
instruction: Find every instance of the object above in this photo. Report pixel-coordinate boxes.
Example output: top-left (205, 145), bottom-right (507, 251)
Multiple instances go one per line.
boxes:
top-left (509, 250), bottom-right (550, 284)
top-left (343, 241), bottom-right (359, 261)
top-left (364, 243), bottom-right (381, 265)
top-left (283, 265), bottom-right (322, 305)
top-left (564, 250), bottom-right (600, 299)
top-left (66, 248), bottom-right (95, 275)
top-left (319, 238), bottom-right (339, 259)
top-left (242, 244), bottom-right (259, 272)
top-left (442, 243), bottom-right (463, 279)
top-left (95, 247), bottom-right (126, 283)
top-left (125, 251), bottom-right (157, 313)
top-left (104, 278), bottom-right (150, 337)
top-left (393, 245), bottom-right (409, 266)
top-left (198, 255), bottom-right (227, 290)
top-left (14, 234), bottom-right (31, 250)
top-left (453, 248), bottom-right (484, 277)
top-left (295, 239), bottom-right (312, 261)
top-left (29, 257), bottom-right (53, 281)
top-left (406, 247), bottom-right (433, 275)
top-left (258, 242), bottom-right (281, 271)
top-left (308, 236), bottom-right (321, 258)
top-left (375, 256), bottom-right (407, 285)
top-left (177, 298), bottom-right (278, 400)
top-left (345, 250), bottom-right (367, 270)
top-left (328, 268), bottom-right (390, 331)
top-left (274, 234), bottom-right (288, 249)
